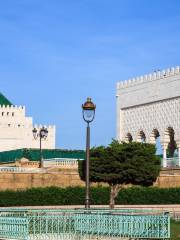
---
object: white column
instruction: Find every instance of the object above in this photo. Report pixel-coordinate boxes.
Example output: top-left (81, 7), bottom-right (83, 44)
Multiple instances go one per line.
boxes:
top-left (175, 140), bottom-right (180, 167)
top-left (162, 144), bottom-right (168, 168)
top-left (149, 134), bottom-right (156, 145)
top-left (178, 147), bottom-right (180, 167)
top-left (177, 143), bottom-right (180, 167)
top-left (136, 134), bottom-right (142, 143)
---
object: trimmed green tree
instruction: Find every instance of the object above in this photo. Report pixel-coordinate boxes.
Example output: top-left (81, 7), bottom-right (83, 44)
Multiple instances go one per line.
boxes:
top-left (78, 140), bottom-right (161, 208)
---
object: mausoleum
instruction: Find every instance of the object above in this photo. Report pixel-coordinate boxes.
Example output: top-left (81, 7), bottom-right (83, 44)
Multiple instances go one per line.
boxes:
top-left (116, 66), bottom-right (180, 168)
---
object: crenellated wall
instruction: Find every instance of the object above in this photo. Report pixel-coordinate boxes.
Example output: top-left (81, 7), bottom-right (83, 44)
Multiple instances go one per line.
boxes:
top-left (117, 66), bottom-right (180, 90)
top-left (0, 105), bottom-right (56, 151)
top-left (116, 66), bottom-right (180, 109)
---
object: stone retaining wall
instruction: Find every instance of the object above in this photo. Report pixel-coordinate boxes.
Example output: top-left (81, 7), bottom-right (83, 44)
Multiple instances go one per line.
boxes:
top-left (1, 168), bottom-right (180, 190)
top-left (0, 169), bottom-right (84, 190)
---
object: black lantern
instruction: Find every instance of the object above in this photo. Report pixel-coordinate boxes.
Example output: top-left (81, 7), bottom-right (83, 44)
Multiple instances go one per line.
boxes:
top-left (32, 127), bottom-right (48, 168)
top-left (32, 127), bottom-right (38, 139)
top-left (82, 97), bottom-right (96, 123)
top-left (40, 127), bottom-right (48, 139)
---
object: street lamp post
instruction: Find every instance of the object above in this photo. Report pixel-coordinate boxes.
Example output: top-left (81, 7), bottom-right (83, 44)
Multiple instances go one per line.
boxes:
top-left (32, 127), bottom-right (48, 168)
top-left (82, 97), bottom-right (96, 209)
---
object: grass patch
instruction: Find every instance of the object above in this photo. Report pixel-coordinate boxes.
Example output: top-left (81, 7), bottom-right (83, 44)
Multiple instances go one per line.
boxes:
top-left (171, 220), bottom-right (180, 240)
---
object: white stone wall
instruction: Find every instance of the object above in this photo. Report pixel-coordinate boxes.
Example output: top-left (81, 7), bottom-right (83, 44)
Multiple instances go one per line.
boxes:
top-left (121, 98), bottom-right (180, 142)
top-left (0, 105), bottom-right (55, 152)
top-left (116, 66), bottom-right (180, 143)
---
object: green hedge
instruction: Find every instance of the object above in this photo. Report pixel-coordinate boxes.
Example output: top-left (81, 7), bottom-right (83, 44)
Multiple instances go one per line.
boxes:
top-left (0, 187), bottom-right (109, 206)
top-left (116, 187), bottom-right (180, 204)
top-left (0, 186), bottom-right (180, 206)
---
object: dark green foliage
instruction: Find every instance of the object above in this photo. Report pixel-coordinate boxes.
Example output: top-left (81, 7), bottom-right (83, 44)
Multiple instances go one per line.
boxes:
top-left (0, 148), bottom-right (85, 163)
top-left (79, 141), bottom-right (160, 187)
top-left (0, 186), bottom-right (180, 206)
top-left (0, 186), bottom-right (109, 206)
top-left (0, 187), bottom-right (83, 206)
top-left (116, 186), bottom-right (180, 204)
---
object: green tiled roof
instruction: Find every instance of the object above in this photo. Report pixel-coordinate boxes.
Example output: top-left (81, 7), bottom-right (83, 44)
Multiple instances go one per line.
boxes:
top-left (0, 148), bottom-right (85, 163)
top-left (0, 92), bottom-right (12, 106)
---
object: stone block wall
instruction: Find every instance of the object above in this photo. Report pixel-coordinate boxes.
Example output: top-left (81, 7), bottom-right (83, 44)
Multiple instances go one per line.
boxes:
top-left (1, 169), bottom-right (180, 190)
top-left (0, 169), bottom-right (84, 191)
top-left (155, 168), bottom-right (180, 188)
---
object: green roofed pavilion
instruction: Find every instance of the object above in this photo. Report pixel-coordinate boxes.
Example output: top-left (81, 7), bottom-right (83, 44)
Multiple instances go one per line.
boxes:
top-left (0, 92), bottom-right (13, 106)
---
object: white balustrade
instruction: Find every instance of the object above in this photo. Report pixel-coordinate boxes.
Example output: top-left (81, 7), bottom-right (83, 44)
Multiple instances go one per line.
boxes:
top-left (165, 157), bottom-right (179, 168)
top-left (0, 167), bottom-right (45, 173)
top-left (43, 158), bottom-right (83, 168)
top-left (0, 159), bottom-right (83, 172)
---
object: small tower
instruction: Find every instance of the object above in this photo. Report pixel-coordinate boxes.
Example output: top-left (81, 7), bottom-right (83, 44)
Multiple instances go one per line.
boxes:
top-left (0, 92), bottom-right (56, 151)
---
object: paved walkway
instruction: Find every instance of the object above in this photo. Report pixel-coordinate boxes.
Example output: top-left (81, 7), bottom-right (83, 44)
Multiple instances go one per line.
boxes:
top-left (1, 204), bottom-right (180, 212)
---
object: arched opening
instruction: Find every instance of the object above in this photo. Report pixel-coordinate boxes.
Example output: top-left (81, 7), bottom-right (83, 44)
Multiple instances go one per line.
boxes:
top-left (152, 129), bottom-right (160, 139)
top-left (166, 127), bottom-right (177, 158)
top-left (139, 130), bottom-right (146, 143)
top-left (125, 133), bottom-right (133, 143)
top-left (151, 129), bottom-right (162, 155)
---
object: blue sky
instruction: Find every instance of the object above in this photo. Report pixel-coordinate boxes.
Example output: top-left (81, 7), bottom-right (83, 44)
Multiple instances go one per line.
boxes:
top-left (0, 0), bottom-right (180, 150)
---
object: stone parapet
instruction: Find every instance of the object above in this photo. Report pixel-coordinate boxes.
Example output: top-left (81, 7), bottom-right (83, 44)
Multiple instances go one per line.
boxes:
top-left (117, 66), bottom-right (180, 90)
top-left (116, 66), bottom-right (180, 109)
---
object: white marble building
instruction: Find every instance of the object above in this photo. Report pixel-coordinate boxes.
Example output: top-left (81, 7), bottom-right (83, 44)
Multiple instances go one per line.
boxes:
top-left (116, 66), bottom-right (180, 167)
top-left (0, 93), bottom-right (55, 152)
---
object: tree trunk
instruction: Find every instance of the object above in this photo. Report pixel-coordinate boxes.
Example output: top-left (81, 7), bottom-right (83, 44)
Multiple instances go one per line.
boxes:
top-left (109, 184), bottom-right (116, 209)
top-left (109, 184), bottom-right (124, 209)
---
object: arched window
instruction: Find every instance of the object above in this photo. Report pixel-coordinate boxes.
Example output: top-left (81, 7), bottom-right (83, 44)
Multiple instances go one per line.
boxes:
top-left (126, 133), bottom-right (133, 142)
top-left (151, 129), bottom-right (162, 155)
top-left (165, 127), bottom-right (177, 158)
top-left (139, 130), bottom-right (146, 143)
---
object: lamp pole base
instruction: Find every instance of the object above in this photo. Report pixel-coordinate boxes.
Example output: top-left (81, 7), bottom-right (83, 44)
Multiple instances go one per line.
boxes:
top-left (85, 199), bottom-right (90, 209)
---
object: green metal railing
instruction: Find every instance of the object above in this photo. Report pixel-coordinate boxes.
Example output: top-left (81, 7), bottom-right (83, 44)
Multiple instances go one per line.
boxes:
top-left (0, 208), bottom-right (170, 239)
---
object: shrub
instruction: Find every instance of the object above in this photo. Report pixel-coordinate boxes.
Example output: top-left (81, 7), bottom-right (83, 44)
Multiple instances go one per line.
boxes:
top-left (0, 186), bottom-right (180, 207)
